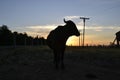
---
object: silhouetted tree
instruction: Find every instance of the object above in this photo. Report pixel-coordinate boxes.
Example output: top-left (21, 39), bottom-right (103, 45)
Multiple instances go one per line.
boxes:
top-left (0, 25), bottom-right (13, 45)
top-left (0, 25), bottom-right (47, 46)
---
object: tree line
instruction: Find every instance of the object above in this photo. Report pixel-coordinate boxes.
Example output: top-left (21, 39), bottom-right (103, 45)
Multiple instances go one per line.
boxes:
top-left (0, 25), bottom-right (46, 46)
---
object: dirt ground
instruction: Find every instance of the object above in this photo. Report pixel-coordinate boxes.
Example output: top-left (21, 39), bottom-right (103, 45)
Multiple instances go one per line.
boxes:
top-left (0, 46), bottom-right (120, 80)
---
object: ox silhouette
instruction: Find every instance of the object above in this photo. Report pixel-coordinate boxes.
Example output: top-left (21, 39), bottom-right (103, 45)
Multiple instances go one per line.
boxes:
top-left (116, 31), bottom-right (120, 46)
top-left (47, 19), bottom-right (80, 69)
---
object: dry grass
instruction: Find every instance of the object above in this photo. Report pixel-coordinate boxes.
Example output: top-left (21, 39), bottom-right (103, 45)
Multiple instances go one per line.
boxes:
top-left (0, 46), bottom-right (120, 80)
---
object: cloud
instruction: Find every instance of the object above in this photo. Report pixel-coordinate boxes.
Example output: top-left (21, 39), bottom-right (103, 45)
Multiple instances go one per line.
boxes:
top-left (24, 24), bottom-right (57, 37)
top-left (76, 23), bottom-right (120, 32)
top-left (64, 16), bottom-right (80, 20)
top-left (11, 22), bottom-right (120, 44)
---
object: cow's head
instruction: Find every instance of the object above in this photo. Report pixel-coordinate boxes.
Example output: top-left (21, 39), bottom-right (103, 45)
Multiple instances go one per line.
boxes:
top-left (64, 18), bottom-right (80, 36)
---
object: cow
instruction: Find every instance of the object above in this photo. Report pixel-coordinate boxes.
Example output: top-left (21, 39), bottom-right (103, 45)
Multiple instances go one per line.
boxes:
top-left (116, 31), bottom-right (120, 47)
top-left (46, 19), bottom-right (80, 69)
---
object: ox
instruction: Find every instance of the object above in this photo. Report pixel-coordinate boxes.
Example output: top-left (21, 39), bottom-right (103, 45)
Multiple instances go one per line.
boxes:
top-left (46, 19), bottom-right (80, 69)
top-left (116, 31), bottom-right (120, 47)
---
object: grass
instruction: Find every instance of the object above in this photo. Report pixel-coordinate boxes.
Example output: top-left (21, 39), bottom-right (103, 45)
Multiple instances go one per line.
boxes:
top-left (66, 47), bottom-right (120, 69)
top-left (0, 46), bottom-right (120, 80)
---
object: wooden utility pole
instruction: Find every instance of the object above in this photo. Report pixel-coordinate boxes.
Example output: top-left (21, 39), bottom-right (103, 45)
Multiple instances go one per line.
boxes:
top-left (80, 17), bottom-right (89, 47)
top-left (79, 30), bottom-right (81, 46)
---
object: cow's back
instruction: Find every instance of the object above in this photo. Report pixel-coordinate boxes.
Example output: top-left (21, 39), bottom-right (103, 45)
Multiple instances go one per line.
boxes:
top-left (46, 26), bottom-right (66, 50)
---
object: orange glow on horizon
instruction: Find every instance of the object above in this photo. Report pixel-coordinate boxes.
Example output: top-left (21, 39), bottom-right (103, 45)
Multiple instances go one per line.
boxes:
top-left (26, 31), bottom-right (112, 46)
top-left (66, 35), bottom-right (112, 46)
top-left (24, 25), bottom-right (117, 46)
top-left (26, 31), bottom-right (113, 46)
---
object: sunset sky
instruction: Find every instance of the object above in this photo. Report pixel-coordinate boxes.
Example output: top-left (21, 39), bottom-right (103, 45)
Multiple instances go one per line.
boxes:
top-left (0, 0), bottom-right (120, 46)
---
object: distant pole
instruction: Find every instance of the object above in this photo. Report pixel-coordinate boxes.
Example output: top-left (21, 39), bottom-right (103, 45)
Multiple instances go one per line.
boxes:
top-left (79, 30), bottom-right (80, 46)
top-left (14, 34), bottom-right (16, 47)
top-left (24, 37), bottom-right (26, 47)
top-left (81, 33), bottom-right (82, 46)
top-left (80, 17), bottom-right (89, 47)
top-left (31, 38), bottom-right (33, 46)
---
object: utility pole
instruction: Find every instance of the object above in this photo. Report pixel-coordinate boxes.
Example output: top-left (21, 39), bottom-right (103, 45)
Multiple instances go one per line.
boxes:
top-left (80, 17), bottom-right (89, 47)
top-left (13, 34), bottom-right (16, 48)
top-left (79, 30), bottom-right (81, 46)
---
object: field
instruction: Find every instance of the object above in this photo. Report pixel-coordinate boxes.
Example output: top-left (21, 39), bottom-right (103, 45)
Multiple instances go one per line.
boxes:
top-left (0, 46), bottom-right (120, 80)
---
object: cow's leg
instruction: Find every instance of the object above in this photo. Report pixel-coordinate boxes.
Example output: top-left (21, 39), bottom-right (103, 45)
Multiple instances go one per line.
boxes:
top-left (53, 50), bottom-right (59, 69)
top-left (117, 40), bottom-right (120, 47)
top-left (61, 52), bottom-right (65, 69)
top-left (53, 50), bottom-right (56, 64)
top-left (57, 52), bottom-right (61, 68)
top-left (117, 39), bottom-right (119, 47)
top-left (60, 49), bottom-right (65, 69)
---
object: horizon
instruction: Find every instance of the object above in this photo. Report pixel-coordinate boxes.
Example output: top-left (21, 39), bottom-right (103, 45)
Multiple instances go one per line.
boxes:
top-left (0, 0), bottom-right (120, 46)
